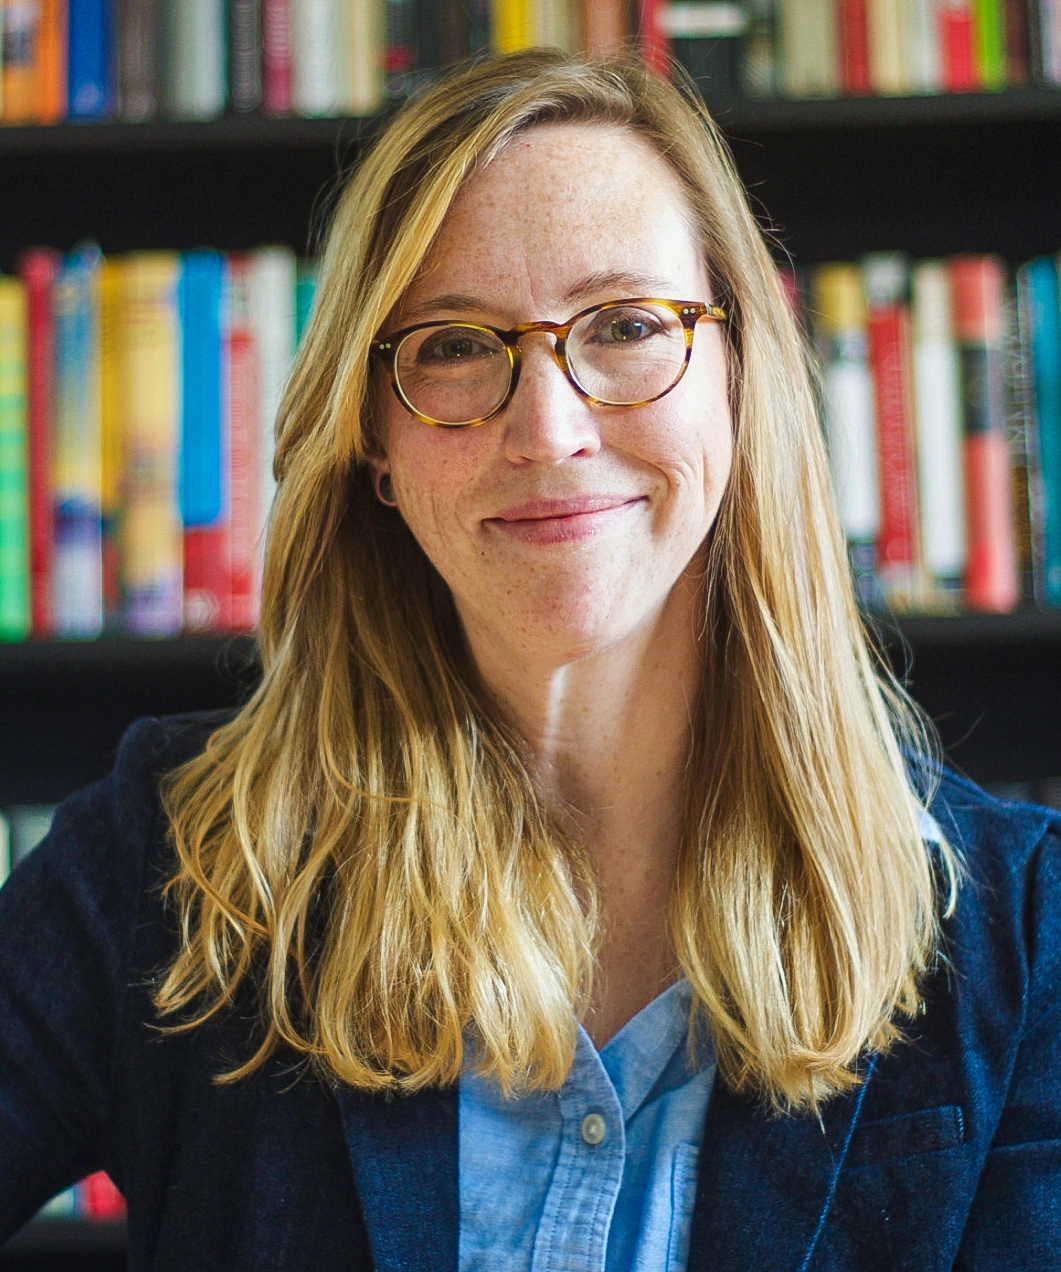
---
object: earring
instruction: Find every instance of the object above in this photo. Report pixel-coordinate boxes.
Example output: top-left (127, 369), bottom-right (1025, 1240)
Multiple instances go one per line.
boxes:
top-left (375, 471), bottom-right (398, 507)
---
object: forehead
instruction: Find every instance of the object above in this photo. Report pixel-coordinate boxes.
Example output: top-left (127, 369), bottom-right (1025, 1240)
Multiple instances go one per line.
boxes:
top-left (399, 122), bottom-right (707, 322)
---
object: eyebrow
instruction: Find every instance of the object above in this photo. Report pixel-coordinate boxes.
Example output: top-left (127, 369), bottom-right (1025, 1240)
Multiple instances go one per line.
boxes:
top-left (400, 271), bottom-right (679, 324)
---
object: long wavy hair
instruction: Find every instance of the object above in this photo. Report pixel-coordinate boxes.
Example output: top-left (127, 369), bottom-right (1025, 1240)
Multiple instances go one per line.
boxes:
top-left (156, 49), bottom-right (957, 1112)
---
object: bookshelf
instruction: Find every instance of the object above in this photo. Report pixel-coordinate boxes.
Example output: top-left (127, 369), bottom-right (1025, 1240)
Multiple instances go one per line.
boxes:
top-left (3, 81), bottom-right (1061, 1267)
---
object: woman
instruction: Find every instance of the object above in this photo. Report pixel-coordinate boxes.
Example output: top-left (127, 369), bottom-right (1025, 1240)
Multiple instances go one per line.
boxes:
top-left (0, 50), bottom-right (1057, 1271)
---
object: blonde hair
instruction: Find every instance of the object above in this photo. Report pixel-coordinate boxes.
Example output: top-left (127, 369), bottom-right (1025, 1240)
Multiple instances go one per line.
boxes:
top-left (157, 49), bottom-right (957, 1111)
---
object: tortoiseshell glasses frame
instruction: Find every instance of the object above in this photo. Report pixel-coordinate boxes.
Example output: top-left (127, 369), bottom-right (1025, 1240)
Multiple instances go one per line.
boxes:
top-left (368, 297), bottom-right (729, 428)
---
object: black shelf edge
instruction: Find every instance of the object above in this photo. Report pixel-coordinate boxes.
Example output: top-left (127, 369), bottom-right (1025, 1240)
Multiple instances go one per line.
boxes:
top-left (1, 87), bottom-right (1060, 156)
top-left (0, 633), bottom-right (258, 674)
top-left (4, 1219), bottom-right (126, 1254)
top-left (870, 607), bottom-right (1061, 646)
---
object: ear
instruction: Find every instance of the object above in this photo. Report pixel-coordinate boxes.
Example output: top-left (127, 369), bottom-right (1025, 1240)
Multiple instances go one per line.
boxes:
top-left (369, 464), bottom-right (398, 508)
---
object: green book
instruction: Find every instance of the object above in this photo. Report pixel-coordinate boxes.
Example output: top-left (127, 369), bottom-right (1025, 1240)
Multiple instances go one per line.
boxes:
top-left (974, 0), bottom-right (1007, 90)
top-left (0, 277), bottom-right (30, 642)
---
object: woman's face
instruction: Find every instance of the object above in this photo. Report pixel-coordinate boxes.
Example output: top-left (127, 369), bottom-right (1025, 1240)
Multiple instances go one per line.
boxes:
top-left (375, 122), bottom-right (734, 668)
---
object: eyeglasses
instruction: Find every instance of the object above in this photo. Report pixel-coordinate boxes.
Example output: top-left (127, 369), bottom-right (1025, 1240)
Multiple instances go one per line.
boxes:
top-left (369, 297), bottom-right (728, 428)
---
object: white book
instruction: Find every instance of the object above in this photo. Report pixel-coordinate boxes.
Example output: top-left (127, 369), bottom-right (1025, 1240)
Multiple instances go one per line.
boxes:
top-left (911, 261), bottom-right (966, 591)
top-left (813, 264), bottom-right (880, 548)
top-left (1043, 0), bottom-right (1061, 83)
top-left (779, 0), bottom-right (839, 96)
top-left (536, 0), bottom-right (579, 49)
top-left (905, 0), bottom-right (940, 91)
top-left (343, 0), bottom-right (385, 114)
top-left (166, 0), bottom-right (226, 120)
top-left (0, 811), bottom-right (10, 888)
top-left (250, 247), bottom-right (298, 599)
top-left (293, 0), bottom-right (344, 116)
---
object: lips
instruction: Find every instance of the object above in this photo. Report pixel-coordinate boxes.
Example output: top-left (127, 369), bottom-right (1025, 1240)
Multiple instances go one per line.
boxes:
top-left (484, 495), bottom-right (645, 544)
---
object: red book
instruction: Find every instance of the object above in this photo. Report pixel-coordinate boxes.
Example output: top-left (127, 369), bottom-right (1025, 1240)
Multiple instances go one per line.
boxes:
top-left (18, 249), bottom-right (60, 638)
top-left (184, 526), bottom-right (229, 631)
top-left (863, 255), bottom-right (922, 607)
top-left (840, 0), bottom-right (871, 93)
top-left (639, 0), bottom-right (669, 76)
top-left (262, 0), bottom-right (292, 116)
top-left (582, 0), bottom-right (628, 55)
top-left (223, 255), bottom-right (260, 631)
top-left (79, 1172), bottom-right (126, 1221)
top-left (940, 0), bottom-right (978, 91)
top-left (951, 256), bottom-right (1019, 613)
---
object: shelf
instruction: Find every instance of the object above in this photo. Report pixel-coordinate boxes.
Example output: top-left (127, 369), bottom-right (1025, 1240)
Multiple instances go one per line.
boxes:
top-left (4, 1219), bottom-right (126, 1254)
top-left (870, 607), bottom-right (1061, 647)
top-left (0, 632), bottom-right (257, 675)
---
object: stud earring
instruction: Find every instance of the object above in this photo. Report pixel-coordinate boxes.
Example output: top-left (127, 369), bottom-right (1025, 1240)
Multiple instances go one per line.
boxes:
top-left (375, 471), bottom-right (398, 507)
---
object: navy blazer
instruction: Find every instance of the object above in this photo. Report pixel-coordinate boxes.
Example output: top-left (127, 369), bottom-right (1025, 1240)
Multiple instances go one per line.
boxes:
top-left (0, 713), bottom-right (1059, 1270)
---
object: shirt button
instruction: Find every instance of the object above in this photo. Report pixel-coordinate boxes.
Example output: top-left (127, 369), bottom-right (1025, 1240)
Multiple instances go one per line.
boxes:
top-left (580, 1112), bottom-right (607, 1146)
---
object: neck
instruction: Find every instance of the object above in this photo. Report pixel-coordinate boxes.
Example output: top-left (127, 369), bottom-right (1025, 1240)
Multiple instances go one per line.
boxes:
top-left (464, 572), bottom-right (702, 1045)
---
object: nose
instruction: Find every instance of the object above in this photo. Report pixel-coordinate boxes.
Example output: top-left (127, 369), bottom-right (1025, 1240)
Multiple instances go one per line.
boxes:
top-left (500, 333), bottom-right (602, 465)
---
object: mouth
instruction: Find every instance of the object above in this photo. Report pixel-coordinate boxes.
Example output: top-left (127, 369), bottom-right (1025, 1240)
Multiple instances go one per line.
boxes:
top-left (484, 496), bottom-right (645, 544)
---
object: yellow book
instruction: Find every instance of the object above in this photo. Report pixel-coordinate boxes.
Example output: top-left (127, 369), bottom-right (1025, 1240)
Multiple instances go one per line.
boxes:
top-left (99, 257), bottom-right (123, 626)
top-left (0, 276), bottom-right (29, 641)
top-left (343, 0), bottom-right (384, 115)
top-left (120, 253), bottom-right (183, 636)
top-left (492, 0), bottom-right (534, 53)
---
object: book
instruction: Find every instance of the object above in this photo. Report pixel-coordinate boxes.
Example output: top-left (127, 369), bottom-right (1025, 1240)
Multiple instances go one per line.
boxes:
top-left (292, 0), bottom-right (344, 115)
top-left (905, 0), bottom-right (941, 91)
top-left (6, 803), bottom-right (54, 865)
top-left (839, 0), bottom-right (871, 92)
top-left (0, 809), bottom-right (9, 886)
top-left (99, 256), bottom-right (122, 626)
top-left (940, 0), bottom-right (978, 89)
top-left (662, 3), bottom-right (749, 107)
top-left (80, 1172), bottom-right (126, 1220)
top-left (342, 0), bottom-right (384, 114)
top-left (262, 0), bottom-right (293, 114)
top-left (117, 0), bottom-right (159, 120)
top-left (67, 0), bottom-right (113, 118)
top-left (223, 254), bottom-right (259, 631)
top-left (778, 0), bottom-right (838, 94)
top-left (492, 0), bottom-right (533, 52)
top-left (862, 253), bottom-right (923, 609)
top-left (295, 259), bottom-right (318, 343)
top-left (640, 0), bottom-right (672, 77)
top-left (1007, 277), bottom-right (1044, 601)
top-left (38, 0), bottom-right (66, 122)
top-left (18, 248), bottom-right (57, 636)
top-left (163, 0), bottom-right (226, 120)
top-left (1003, 0), bottom-right (1030, 82)
top-left (2, 0), bottom-right (42, 122)
top-left (867, 0), bottom-right (907, 91)
top-left (230, 0), bottom-right (263, 112)
top-left (180, 250), bottom-right (227, 631)
top-left (1020, 257), bottom-right (1061, 605)
top-left (974, 0), bottom-right (1007, 87)
top-left (950, 254), bottom-right (1019, 612)
top-left (910, 261), bottom-right (965, 606)
top-left (0, 275), bottom-right (29, 642)
top-left (52, 243), bottom-right (104, 638)
top-left (120, 253), bottom-right (183, 635)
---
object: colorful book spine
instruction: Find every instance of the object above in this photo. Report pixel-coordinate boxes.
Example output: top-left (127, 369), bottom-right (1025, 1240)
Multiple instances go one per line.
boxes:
top-left (180, 249), bottom-right (227, 631)
top-left (18, 248), bottom-right (57, 636)
top-left (905, 0), bottom-right (941, 91)
top-left (67, 0), bottom-right (112, 118)
top-left (662, 5), bottom-right (749, 108)
top-left (120, 253), bottom-right (183, 635)
top-left (52, 243), bottom-right (103, 637)
top-left (862, 253), bottom-right (923, 609)
top-left (223, 255), bottom-right (259, 631)
top-left (164, 0), bottom-right (226, 120)
top-left (262, 0), bottom-right (293, 113)
top-left (867, 0), bottom-right (907, 91)
top-left (80, 1172), bottom-right (126, 1220)
top-left (99, 256), bottom-right (122, 626)
top-left (974, 0), bottom-right (1007, 86)
top-left (292, 0), bottom-right (343, 115)
top-left (1007, 277), bottom-right (1044, 601)
top-left (1003, 0), bottom-right (1030, 83)
top-left (38, 0), bottom-right (67, 123)
top-left (117, 0), bottom-right (159, 121)
top-left (950, 255), bottom-right (1019, 612)
top-left (2, 0), bottom-right (42, 122)
top-left (840, 0), bottom-right (872, 91)
top-left (343, 0), bottom-right (384, 114)
top-left (492, 0), bottom-right (533, 52)
top-left (812, 263), bottom-right (880, 607)
top-left (940, 0), bottom-right (978, 88)
top-left (1020, 257), bottom-right (1061, 605)
top-left (640, 0), bottom-right (671, 76)
top-left (0, 276), bottom-right (29, 642)
top-left (911, 261), bottom-right (965, 605)
top-left (779, 0), bottom-right (839, 94)
top-left (230, 0), bottom-right (263, 112)
top-left (295, 259), bottom-right (317, 343)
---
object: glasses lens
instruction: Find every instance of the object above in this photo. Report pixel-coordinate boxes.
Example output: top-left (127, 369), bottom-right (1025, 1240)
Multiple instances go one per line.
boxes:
top-left (394, 324), bottom-right (511, 425)
top-left (568, 303), bottom-right (687, 405)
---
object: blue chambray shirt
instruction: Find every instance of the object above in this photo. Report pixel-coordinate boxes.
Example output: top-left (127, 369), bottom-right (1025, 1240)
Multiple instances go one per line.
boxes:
top-left (458, 978), bottom-right (715, 1272)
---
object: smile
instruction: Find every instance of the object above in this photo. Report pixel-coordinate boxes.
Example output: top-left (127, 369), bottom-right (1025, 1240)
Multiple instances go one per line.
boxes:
top-left (484, 496), bottom-right (645, 545)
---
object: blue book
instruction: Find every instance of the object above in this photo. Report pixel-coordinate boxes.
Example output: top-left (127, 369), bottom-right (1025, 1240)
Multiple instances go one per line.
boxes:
top-left (1021, 258), bottom-right (1061, 607)
top-left (53, 244), bottom-right (104, 639)
top-left (68, 0), bottom-right (115, 120)
top-left (179, 251), bottom-right (224, 530)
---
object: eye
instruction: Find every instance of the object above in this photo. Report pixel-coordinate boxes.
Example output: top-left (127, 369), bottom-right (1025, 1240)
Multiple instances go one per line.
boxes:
top-left (585, 307), bottom-right (665, 345)
top-left (414, 326), bottom-right (501, 365)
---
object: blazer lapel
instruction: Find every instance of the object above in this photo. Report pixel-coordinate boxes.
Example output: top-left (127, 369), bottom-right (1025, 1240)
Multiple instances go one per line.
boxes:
top-left (336, 1083), bottom-right (459, 1272)
top-left (687, 1056), bottom-right (875, 1272)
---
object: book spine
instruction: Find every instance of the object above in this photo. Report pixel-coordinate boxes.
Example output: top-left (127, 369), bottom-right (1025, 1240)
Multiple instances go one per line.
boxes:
top-left (230, 0), bottom-right (263, 112)
top-left (1022, 257), bottom-right (1061, 604)
top-left (911, 260), bottom-right (966, 606)
top-left (121, 253), bottom-right (183, 635)
top-left (867, 0), bottom-right (908, 91)
top-left (98, 256), bottom-right (122, 628)
top-left (79, 1173), bottom-right (126, 1221)
top-left (295, 259), bottom-right (317, 343)
top-left (166, 0), bottom-right (226, 119)
top-left (344, 0), bottom-right (384, 113)
top-left (384, 0), bottom-right (416, 97)
top-left (1008, 275), bottom-right (1044, 601)
top-left (465, 0), bottom-right (491, 54)
top-left (67, 0), bottom-right (113, 118)
top-left (38, 0), bottom-right (66, 120)
top-left (0, 277), bottom-right (29, 642)
top-left (250, 246), bottom-right (296, 607)
top-left (840, 0), bottom-right (872, 90)
top-left (974, 0), bottom-right (1008, 85)
top-left (906, 0), bottom-right (942, 90)
top-left (117, 0), bottom-right (158, 120)
top-left (951, 254), bottom-right (1019, 612)
top-left (940, 0), bottom-right (979, 87)
top-left (18, 247), bottom-right (57, 636)
top-left (812, 263), bottom-right (880, 608)
top-left (2, 0), bottom-right (43, 123)
top-left (1004, 0), bottom-right (1030, 79)
top-left (223, 255), bottom-right (259, 631)
top-left (492, 0), bottom-right (532, 52)
top-left (780, 0), bottom-right (839, 94)
top-left (292, 0), bottom-right (343, 115)
top-left (863, 253), bottom-right (923, 609)
top-left (52, 244), bottom-right (103, 638)
top-left (180, 250), bottom-right (227, 631)
top-left (640, 0), bottom-right (671, 76)
top-left (262, 0), bottom-right (292, 113)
